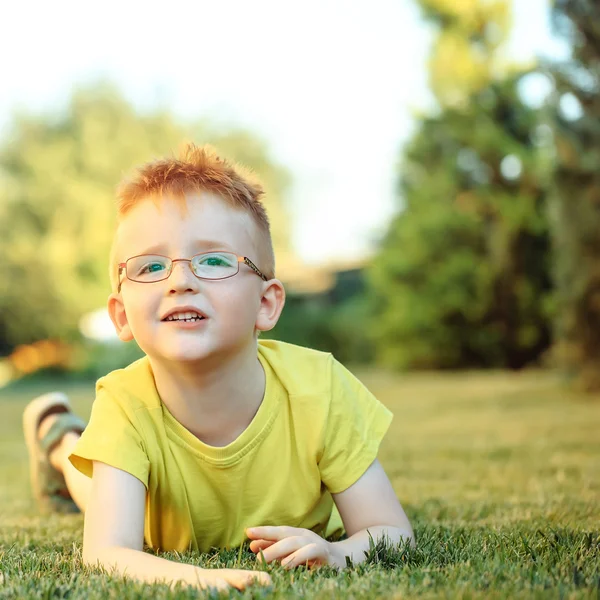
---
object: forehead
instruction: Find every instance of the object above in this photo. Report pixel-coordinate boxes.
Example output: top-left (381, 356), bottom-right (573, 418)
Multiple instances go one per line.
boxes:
top-left (115, 192), bottom-right (259, 258)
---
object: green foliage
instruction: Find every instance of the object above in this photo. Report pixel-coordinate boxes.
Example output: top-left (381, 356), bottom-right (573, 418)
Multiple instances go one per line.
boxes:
top-left (1, 370), bottom-right (599, 597)
top-left (266, 266), bottom-right (375, 365)
top-left (366, 0), bottom-right (552, 370)
top-left (417, 0), bottom-right (513, 108)
top-left (548, 0), bottom-right (600, 390)
top-left (369, 76), bottom-right (553, 370)
top-left (72, 341), bottom-right (145, 381)
top-left (266, 292), bottom-right (374, 365)
top-left (325, 295), bottom-right (376, 364)
top-left (0, 82), bottom-right (291, 354)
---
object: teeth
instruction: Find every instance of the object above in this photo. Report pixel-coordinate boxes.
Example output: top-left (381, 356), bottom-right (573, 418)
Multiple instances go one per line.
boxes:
top-left (165, 311), bottom-right (204, 322)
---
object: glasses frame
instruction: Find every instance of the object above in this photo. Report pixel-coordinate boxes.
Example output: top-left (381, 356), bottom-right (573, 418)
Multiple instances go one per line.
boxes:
top-left (117, 252), bottom-right (268, 293)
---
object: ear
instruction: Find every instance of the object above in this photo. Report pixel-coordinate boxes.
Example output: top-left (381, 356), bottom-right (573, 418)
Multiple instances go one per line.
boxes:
top-left (255, 279), bottom-right (286, 333)
top-left (107, 292), bottom-right (135, 342)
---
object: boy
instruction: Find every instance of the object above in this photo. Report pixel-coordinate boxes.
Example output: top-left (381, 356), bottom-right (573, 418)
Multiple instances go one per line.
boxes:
top-left (23, 144), bottom-right (414, 592)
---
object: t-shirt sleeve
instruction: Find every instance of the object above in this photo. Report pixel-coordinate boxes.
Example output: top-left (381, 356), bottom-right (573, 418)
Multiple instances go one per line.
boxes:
top-left (68, 388), bottom-right (150, 488)
top-left (318, 356), bottom-right (393, 494)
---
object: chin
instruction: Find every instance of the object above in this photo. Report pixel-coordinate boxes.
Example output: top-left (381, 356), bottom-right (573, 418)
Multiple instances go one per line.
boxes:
top-left (144, 332), bottom-right (254, 365)
top-left (164, 347), bottom-right (216, 363)
top-left (140, 341), bottom-right (209, 364)
top-left (173, 341), bottom-right (242, 363)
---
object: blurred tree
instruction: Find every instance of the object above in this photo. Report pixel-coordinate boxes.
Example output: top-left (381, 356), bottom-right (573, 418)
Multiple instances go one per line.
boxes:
top-left (267, 269), bottom-right (375, 365)
top-left (368, 0), bottom-right (553, 369)
top-left (0, 83), bottom-right (291, 352)
top-left (419, 0), bottom-right (512, 108)
top-left (548, 1), bottom-right (600, 390)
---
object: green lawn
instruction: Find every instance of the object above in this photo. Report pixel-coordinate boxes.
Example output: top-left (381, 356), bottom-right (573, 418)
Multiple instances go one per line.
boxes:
top-left (0, 370), bottom-right (598, 598)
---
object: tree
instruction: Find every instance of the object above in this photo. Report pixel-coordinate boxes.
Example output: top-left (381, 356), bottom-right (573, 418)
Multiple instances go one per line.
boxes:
top-left (0, 83), bottom-right (291, 353)
top-left (419, 0), bottom-right (512, 108)
top-left (367, 1), bottom-right (553, 369)
top-left (549, 0), bottom-right (600, 390)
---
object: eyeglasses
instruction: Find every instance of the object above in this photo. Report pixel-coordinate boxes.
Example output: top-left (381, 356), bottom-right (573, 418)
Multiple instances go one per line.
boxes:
top-left (117, 251), bottom-right (268, 292)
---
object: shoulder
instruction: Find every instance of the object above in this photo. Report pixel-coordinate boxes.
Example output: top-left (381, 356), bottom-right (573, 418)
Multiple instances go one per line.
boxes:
top-left (258, 340), bottom-right (383, 417)
top-left (95, 355), bottom-right (160, 413)
top-left (258, 339), bottom-right (334, 396)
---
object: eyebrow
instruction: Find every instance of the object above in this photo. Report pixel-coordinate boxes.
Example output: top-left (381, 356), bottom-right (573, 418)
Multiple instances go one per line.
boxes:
top-left (136, 241), bottom-right (236, 255)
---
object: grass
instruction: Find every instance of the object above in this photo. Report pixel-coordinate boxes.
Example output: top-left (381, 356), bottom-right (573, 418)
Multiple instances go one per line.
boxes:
top-left (0, 369), bottom-right (598, 598)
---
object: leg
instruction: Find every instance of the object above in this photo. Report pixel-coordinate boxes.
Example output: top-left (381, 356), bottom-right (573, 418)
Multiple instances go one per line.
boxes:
top-left (23, 392), bottom-right (90, 514)
top-left (39, 416), bottom-right (91, 512)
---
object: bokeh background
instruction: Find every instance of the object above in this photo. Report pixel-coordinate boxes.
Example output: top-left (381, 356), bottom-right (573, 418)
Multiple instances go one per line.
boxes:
top-left (0, 0), bottom-right (598, 389)
top-left (1, 2), bottom-right (599, 597)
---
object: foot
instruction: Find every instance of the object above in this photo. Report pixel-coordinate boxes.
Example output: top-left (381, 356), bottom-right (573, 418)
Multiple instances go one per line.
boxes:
top-left (23, 392), bottom-right (85, 513)
top-left (38, 412), bottom-right (68, 472)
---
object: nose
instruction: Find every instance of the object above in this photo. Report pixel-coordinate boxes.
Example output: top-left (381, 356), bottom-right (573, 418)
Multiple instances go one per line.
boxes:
top-left (168, 259), bottom-right (200, 294)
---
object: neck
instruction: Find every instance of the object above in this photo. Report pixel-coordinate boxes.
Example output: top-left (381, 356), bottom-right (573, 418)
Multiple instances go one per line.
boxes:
top-left (148, 342), bottom-right (266, 446)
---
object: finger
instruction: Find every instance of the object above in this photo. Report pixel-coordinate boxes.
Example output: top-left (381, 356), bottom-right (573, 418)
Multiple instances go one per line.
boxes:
top-left (257, 536), bottom-right (308, 564)
top-left (249, 539), bottom-right (276, 553)
top-left (208, 579), bottom-right (231, 591)
top-left (281, 543), bottom-right (324, 569)
top-left (171, 576), bottom-right (230, 593)
top-left (246, 526), bottom-right (305, 541)
top-left (220, 569), bottom-right (272, 590)
top-left (194, 576), bottom-right (230, 592)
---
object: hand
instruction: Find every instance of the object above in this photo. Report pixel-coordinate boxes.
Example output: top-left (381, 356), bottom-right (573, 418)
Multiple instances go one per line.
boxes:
top-left (192, 567), bottom-right (272, 592)
top-left (246, 526), bottom-right (341, 569)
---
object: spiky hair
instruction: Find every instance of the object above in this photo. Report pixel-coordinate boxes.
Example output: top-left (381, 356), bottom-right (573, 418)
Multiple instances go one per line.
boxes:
top-left (109, 143), bottom-right (274, 291)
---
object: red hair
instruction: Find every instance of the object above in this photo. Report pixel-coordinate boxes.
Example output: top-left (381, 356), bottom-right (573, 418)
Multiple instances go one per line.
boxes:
top-left (110, 143), bottom-right (275, 290)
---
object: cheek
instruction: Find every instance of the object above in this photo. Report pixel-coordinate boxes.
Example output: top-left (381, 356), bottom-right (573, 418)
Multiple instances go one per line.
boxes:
top-left (122, 291), bottom-right (157, 331)
top-left (216, 286), bottom-right (261, 325)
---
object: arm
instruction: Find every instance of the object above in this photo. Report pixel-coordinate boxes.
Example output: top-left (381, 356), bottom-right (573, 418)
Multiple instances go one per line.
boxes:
top-left (84, 461), bottom-right (270, 591)
top-left (328, 458), bottom-right (414, 567)
top-left (247, 459), bottom-right (414, 568)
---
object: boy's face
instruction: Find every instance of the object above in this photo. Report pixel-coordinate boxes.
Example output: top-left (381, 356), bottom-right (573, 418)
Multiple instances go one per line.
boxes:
top-left (108, 192), bottom-right (278, 364)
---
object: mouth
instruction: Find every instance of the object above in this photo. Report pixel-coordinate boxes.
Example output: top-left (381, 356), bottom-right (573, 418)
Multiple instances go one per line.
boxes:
top-left (161, 310), bottom-right (206, 323)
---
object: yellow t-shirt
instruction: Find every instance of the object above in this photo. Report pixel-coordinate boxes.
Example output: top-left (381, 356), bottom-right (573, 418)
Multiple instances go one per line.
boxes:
top-left (69, 340), bottom-right (392, 553)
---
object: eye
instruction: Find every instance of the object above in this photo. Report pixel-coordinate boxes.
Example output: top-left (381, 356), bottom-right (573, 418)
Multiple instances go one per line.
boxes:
top-left (198, 253), bottom-right (235, 267)
top-left (139, 261), bottom-right (167, 275)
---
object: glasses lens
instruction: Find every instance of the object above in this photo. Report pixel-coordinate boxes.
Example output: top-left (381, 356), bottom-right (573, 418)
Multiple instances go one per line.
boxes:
top-left (191, 252), bottom-right (238, 279)
top-left (127, 255), bottom-right (171, 282)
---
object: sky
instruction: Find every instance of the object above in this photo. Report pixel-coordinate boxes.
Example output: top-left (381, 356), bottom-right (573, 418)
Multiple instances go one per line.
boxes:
top-left (0, 0), bottom-right (568, 265)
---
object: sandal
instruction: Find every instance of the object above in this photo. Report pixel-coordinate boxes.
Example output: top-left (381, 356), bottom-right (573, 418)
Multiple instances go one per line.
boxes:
top-left (22, 392), bottom-right (86, 514)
